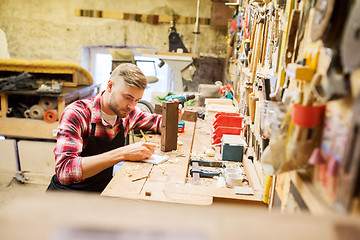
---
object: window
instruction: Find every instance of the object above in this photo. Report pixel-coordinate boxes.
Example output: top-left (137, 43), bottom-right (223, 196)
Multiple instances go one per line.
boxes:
top-left (82, 46), bottom-right (169, 103)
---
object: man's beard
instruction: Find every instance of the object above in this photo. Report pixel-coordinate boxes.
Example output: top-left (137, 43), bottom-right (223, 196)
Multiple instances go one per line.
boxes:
top-left (109, 103), bottom-right (129, 118)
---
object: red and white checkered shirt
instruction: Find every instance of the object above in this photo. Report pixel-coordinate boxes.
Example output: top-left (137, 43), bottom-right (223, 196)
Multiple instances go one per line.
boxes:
top-left (54, 91), bottom-right (162, 185)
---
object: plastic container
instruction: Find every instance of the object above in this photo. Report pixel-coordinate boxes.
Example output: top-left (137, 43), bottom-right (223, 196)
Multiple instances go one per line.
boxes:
top-left (292, 104), bottom-right (325, 127)
top-left (211, 126), bottom-right (243, 145)
top-left (213, 115), bottom-right (244, 129)
top-left (221, 134), bottom-right (247, 162)
top-left (212, 112), bottom-right (244, 145)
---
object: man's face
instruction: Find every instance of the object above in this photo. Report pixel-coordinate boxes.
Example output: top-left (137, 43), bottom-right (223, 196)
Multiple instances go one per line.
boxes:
top-left (107, 78), bottom-right (144, 118)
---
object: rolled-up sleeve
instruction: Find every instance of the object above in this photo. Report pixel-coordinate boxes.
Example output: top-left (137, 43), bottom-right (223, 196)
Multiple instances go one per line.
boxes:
top-left (128, 107), bottom-right (162, 133)
top-left (54, 106), bottom-right (88, 185)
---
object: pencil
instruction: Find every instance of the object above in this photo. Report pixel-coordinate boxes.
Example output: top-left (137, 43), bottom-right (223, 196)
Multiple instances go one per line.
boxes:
top-left (140, 129), bottom-right (149, 142)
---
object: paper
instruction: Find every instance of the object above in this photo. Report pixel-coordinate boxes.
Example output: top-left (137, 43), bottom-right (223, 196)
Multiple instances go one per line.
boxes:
top-left (234, 186), bottom-right (254, 195)
top-left (141, 154), bottom-right (169, 165)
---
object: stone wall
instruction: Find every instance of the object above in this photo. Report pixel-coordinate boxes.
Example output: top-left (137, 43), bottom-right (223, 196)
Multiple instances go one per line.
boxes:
top-left (0, 0), bottom-right (228, 64)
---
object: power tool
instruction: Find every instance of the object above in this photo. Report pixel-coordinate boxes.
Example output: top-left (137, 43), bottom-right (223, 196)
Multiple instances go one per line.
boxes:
top-left (164, 93), bottom-right (197, 105)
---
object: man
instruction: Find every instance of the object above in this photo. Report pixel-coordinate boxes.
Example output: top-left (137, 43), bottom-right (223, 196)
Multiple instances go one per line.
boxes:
top-left (47, 63), bottom-right (161, 192)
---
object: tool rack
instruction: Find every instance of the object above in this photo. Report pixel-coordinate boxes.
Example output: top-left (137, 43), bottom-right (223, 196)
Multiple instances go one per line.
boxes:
top-left (226, 0), bottom-right (360, 215)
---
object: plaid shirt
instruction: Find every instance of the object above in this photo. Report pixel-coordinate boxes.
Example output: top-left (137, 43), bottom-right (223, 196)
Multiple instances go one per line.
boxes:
top-left (54, 91), bottom-right (162, 185)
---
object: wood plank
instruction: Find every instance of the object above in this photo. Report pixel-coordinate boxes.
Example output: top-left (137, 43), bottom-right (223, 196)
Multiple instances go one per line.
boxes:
top-left (155, 51), bottom-right (198, 58)
top-left (57, 96), bottom-right (65, 119)
top-left (289, 171), bottom-right (333, 215)
top-left (181, 109), bottom-right (198, 122)
top-left (243, 158), bottom-right (262, 192)
top-left (165, 183), bottom-right (264, 203)
top-left (102, 161), bottom-right (153, 197)
top-left (0, 118), bottom-right (58, 139)
top-left (2, 193), bottom-right (360, 240)
top-left (0, 139), bottom-right (18, 171)
top-left (17, 140), bottom-right (56, 175)
top-left (0, 92), bottom-right (8, 118)
top-left (23, 172), bottom-right (53, 185)
top-left (139, 121), bottom-right (199, 203)
top-left (161, 102), bottom-right (178, 152)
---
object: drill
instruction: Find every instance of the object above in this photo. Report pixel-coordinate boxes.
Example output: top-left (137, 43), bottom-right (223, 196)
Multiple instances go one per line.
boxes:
top-left (164, 93), bottom-right (197, 106)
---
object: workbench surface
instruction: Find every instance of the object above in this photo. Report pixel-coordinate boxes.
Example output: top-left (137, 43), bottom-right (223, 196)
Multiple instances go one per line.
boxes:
top-left (102, 117), bottom-right (265, 206)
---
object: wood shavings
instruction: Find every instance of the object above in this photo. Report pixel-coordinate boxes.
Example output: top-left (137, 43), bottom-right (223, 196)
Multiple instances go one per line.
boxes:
top-left (124, 165), bottom-right (142, 177)
top-left (124, 167), bottom-right (132, 177)
top-left (168, 158), bottom-right (180, 164)
top-left (205, 148), bottom-right (215, 157)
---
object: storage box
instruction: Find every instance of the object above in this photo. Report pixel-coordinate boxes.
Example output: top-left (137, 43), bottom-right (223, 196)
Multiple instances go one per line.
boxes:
top-left (221, 135), bottom-right (247, 162)
top-left (211, 112), bottom-right (244, 145)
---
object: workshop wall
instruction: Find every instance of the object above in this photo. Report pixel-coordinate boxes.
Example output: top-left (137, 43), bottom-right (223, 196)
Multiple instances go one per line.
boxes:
top-left (0, 0), bottom-right (228, 63)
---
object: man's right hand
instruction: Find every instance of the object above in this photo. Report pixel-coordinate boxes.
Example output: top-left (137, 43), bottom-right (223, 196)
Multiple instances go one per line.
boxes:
top-left (117, 142), bottom-right (157, 161)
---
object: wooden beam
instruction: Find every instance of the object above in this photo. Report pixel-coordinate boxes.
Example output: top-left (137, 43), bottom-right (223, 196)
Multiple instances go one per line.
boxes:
top-left (161, 102), bottom-right (179, 152)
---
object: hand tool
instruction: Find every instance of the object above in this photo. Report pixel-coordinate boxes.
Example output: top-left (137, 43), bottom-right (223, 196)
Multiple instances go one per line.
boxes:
top-left (190, 158), bottom-right (226, 168)
top-left (284, 9), bottom-right (301, 67)
top-left (190, 168), bottom-right (222, 178)
top-left (340, 0), bottom-right (360, 73)
top-left (7, 171), bottom-right (34, 186)
top-left (311, 0), bottom-right (350, 48)
top-left (315, 51), bottom-right (351, 101)
top-left (275, 0), bottom-right (295, 91)
top-left (261, 10), bottom-right (269, 67)
top-left (191, 161), bottom-right (201, 184)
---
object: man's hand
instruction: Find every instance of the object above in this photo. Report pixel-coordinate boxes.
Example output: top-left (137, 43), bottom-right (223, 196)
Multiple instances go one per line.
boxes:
top-left (118, 142), bottom-right (156, 161)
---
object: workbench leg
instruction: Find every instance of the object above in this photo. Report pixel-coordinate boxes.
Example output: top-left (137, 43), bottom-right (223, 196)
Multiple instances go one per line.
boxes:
top-left (57, 97), bottom-right (65, 120)
top-left (0, 93), bottom-right (8, 118)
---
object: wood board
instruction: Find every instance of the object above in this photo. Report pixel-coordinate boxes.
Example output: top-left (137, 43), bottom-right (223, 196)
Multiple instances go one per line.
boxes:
top-left (0, 139), bottom-right (18, 171)
top-left (17, 140), bottom-right (56, 175)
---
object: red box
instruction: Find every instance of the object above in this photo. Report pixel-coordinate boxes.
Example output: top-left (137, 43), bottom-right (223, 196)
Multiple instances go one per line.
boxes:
top-left (211, 112), bottom-right (244, 145)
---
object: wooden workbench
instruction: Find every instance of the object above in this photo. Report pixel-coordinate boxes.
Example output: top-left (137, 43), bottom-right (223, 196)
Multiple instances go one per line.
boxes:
top-left (2, 193), bottom-right (360, 240)
top-left (102, 117), bottom-right (265, 206)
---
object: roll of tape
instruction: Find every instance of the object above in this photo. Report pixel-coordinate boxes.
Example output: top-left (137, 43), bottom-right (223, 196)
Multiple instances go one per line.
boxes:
top-left (24, 109), bottom-right (31, 118)
top-left (43, 109), bottom-right (58, 123)
top-left (29, 105), bottom-right (45, 120)
top-left (39, 97), bottom-right (57, 111)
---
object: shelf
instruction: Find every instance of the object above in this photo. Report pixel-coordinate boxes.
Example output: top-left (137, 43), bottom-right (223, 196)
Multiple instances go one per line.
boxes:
top-left (289, 171), bottom-right (334, 215)
top-left (0, 117), bottom-right (58, 139)
top-left (0, 84), bottom-right (100, 139)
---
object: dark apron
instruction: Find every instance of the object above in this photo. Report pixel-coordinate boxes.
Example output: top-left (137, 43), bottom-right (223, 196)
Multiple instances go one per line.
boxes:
top-left (47, 122), bottom-right (125, 193)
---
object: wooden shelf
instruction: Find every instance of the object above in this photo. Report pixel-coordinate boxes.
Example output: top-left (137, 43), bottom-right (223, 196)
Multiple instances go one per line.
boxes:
top-left (0, 117), bottom-right (58, 139)
top-left (0, 84), bottom-right (100, 139)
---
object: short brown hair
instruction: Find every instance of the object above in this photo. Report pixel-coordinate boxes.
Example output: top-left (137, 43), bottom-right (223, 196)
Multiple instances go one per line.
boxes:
top-left (110, 63), bottom-right (147, 89)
